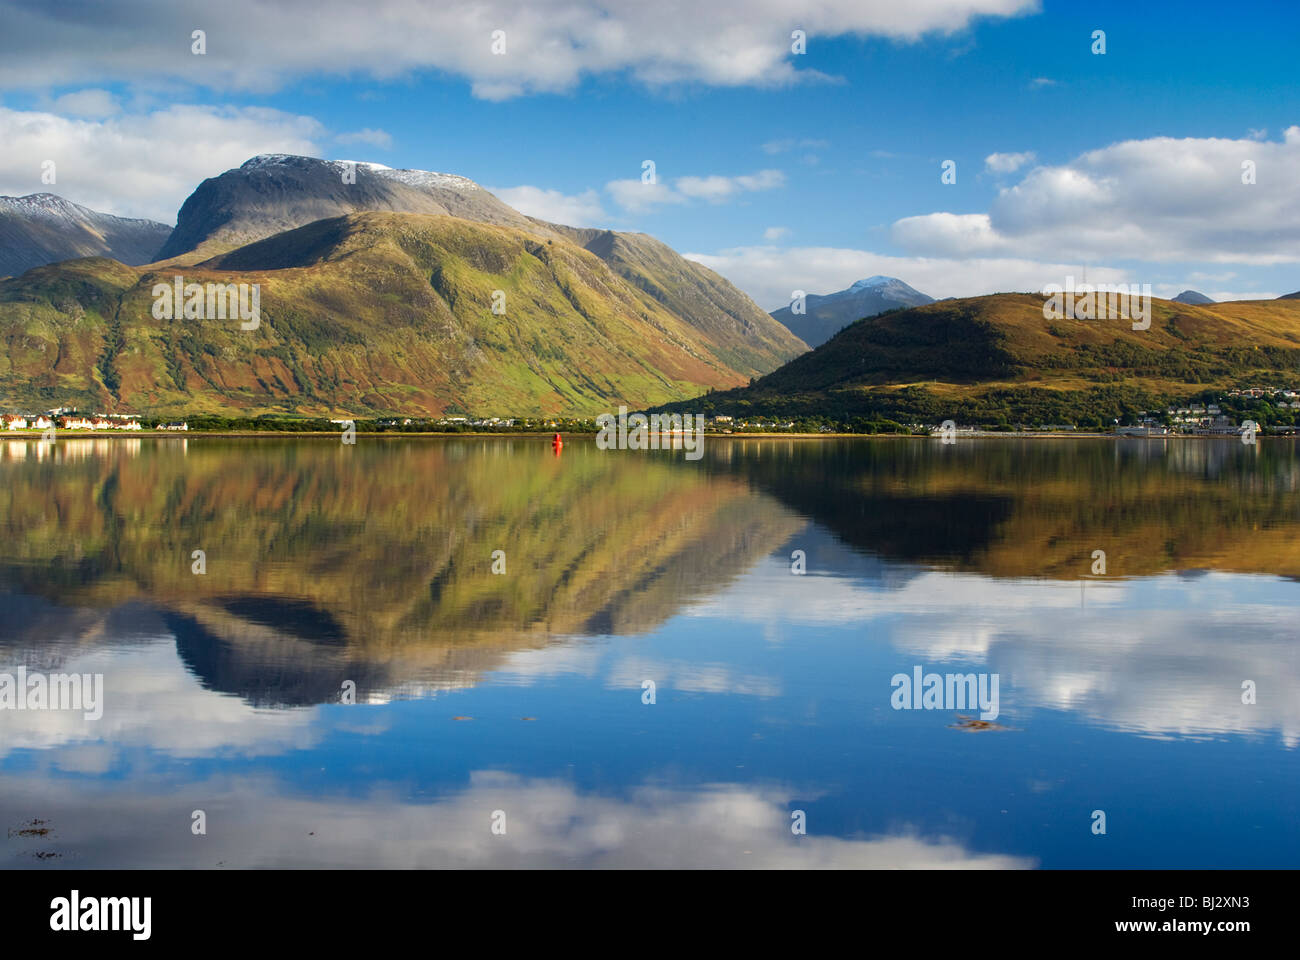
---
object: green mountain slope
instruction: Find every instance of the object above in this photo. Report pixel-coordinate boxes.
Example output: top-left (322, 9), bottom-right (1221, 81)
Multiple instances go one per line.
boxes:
top-left (655, 293), bottom-right (1300, 423)
top-left (537, 221), bottom-right (807, 373)
top-left (0, 212), bottom-right (782, 417)
top-left (150, 155), bottom-right (805, 379)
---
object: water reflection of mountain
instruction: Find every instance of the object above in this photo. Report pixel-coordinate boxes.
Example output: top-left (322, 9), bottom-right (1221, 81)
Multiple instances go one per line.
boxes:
top-left (720, 438), bottom-right (1300, 579)
top-left (0, 593), bottom-right (163, 667)
top-left (0, 439), bottom-right (803, 706)
top-left (772, 523), bottom-right (925, 590)
top-left (5, 436), bottom-right (1300, 707)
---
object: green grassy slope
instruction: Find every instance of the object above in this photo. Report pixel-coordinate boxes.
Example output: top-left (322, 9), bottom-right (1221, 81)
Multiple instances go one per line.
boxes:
top-left (656, 293), bottom-right (1300, 423)
top-left (540, 220), bottom-right (808, 374)
top-left (0, 212), bottom-right (779, 417)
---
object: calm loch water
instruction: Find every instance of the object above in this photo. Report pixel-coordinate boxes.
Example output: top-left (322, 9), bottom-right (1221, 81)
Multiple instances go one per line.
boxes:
top-left (1, 436), bottom-right (1297, 868)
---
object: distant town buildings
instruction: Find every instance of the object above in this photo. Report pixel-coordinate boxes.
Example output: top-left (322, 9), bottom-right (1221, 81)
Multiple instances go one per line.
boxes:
top-left (0, 409), bottom-right (156, 431)
top-left (433, 416), bottom-right (517, 427)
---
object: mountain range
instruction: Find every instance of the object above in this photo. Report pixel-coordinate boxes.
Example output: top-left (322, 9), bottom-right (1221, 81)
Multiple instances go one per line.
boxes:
top-left (769, 275), bottom-right (933, 347)
top-left (0, 194), bottom-right (171, 279)
top-left (0, 156), bottom-right (806, 417)
top-left (4, 159), bottom-right (1300, 422)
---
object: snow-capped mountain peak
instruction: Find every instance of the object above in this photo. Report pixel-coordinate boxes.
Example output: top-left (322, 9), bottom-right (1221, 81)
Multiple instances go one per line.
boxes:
top-left (849, 275), bottom-right (897, 291)
top-left (239, 154), bottom-right (479, 191)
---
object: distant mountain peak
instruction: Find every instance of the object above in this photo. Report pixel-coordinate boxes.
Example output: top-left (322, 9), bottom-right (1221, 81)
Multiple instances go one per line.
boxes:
top-left (156, 153), bottom-right (522, 259)
top-left (849, 275), bottom-right (900, 290)
top-left (1172, 289), bottom-right (1215, 305)
top-left (2, 191), bottom-right (64, 205)
top-left (0, 192), bottom-right (161, 227)
top-left (770, 275), bottom-right (934, 347)
top-left (0, 192), bottom-right (171, 276)
top-left (238, 153), bottom-right (480, 191)
top-left (1, 192), bottom-right (84, 218)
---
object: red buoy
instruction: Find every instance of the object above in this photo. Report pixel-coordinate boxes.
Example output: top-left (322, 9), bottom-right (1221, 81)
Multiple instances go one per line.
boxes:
top-left (552, 432), bottom-right (563, 453)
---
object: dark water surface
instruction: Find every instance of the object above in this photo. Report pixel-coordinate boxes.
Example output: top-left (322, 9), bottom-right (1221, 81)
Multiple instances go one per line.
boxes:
top-left (1, 435), bottom-right (1297, 867)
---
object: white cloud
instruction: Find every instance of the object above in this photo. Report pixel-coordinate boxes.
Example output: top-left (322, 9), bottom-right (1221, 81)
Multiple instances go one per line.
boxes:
top-left (47, 89), bottom-right (120, 117)
top-left (0, 104), bottom-right (324, 222)
top-left (607, 169), bottom-right (785, 213)
top-left (667, 175), bottom-right (740, 202)
top-left (1028, 76), bottom-right (1055, 88)
top-left (0, 770), bottom-right (1036, 868)
top-left (605, 655), bottom-right (782, 698)
top-left (688, 558), bottom-right (1300, 747)
top-left (763, 226), bottom-right (790, 241)
top-left (605, 177), bottom-right (690, 213)
top-left (1185, 270), bottom-right (1237, 284)
top-left (684, 243), bottom-right (1131, 308)
top-left (675, 168), bottom-right (784, 202)
top-left (335, 127), bottom-right (393, 149)
top-left (894, 128), bottom-right (1300, 265)
top-left (489, 184), bottom-right (608, 226)
top-left (0, 0), bottom-right (1039, 99)
top-left (984, 150), bottom-right (1035, 173)
top-left (0, 641), bottom-right (319, 761)
top-left (1211, 290), bottom-right (1280, 301)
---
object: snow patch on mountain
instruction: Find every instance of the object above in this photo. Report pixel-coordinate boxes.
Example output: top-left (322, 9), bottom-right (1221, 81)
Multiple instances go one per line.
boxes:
top-left (0, 193), bottom-right (165, 228)
top-left (849, 275), bottom-right (896, 290)
top-left (240, 154), bottom-right (479, 191)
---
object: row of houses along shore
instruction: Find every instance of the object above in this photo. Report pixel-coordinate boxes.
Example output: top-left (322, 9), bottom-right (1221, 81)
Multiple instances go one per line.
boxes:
top-left (2, 410), bottom-right (188, 431)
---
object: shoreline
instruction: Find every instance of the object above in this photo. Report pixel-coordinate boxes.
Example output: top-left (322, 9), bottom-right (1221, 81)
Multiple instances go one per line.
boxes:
top-left (0, 430), bottom-right (1290, 441)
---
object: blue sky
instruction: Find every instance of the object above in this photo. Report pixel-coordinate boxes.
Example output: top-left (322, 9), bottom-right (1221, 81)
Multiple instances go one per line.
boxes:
top-left (1, 0), bottom-right (1297, 306)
